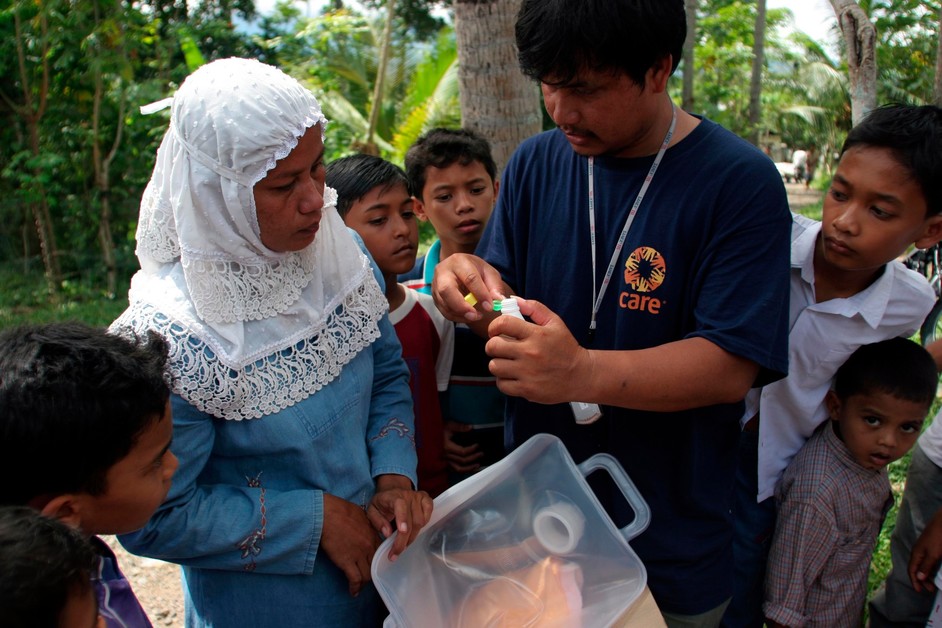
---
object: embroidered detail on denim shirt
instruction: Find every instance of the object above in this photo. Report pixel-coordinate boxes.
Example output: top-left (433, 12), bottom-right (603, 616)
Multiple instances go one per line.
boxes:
top-left (237, 472), bottom-right (267, 572)
top-left (370, 417), bottom-right (414, 445)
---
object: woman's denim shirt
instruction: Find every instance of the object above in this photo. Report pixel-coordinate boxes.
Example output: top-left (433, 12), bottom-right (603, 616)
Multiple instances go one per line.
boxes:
top-left (119, 261), bottom-right (416, 625)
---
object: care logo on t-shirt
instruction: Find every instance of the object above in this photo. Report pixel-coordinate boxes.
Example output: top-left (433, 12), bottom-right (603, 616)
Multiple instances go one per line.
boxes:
top-left (619, 246), bottom-right (665, 314)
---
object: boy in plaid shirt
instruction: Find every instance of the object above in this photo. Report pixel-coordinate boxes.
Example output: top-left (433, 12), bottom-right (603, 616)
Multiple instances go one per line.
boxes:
top-left (763, 338), bottom-right (937, 627)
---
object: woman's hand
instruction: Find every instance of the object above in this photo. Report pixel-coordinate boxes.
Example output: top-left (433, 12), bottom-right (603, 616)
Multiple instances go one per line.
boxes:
top-left (321, 493), bottom-right (382, 597)
top-left (368, 474), bottom-right (433, 561)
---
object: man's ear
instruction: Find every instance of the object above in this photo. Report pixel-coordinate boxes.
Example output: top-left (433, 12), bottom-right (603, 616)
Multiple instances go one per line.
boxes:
top-left (40, 494), bottom-right (85, 529)
top-left (914, 215), bottom-right (942, 250)
top-left (492, 179), bottom-right (500, 201)
top-left (412, 196), bottom-right (429, 222)
top-left (646, 55), bottom-right (674, 94)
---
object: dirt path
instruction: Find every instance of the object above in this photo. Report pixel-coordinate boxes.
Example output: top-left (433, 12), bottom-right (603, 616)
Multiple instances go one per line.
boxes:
top-left (102, 536), bottom-right (184, 626)
top-left (784, 180), bottom-right (823, 212)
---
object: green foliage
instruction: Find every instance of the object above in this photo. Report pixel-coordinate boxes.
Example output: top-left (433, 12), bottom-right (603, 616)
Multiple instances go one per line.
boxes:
top-left (1, 0), bottom-right (940, 316)
top-left (360, 0), bottom-right (447, 42)
top-left (868, 0), bottom-right (942, 105)
top-left (0, 267), bottom-right (129, 328)
top-left (390, 28), bottom-right (460, 162)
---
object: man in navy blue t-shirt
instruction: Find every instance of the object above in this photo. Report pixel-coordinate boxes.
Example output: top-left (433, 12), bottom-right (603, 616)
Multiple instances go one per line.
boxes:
top-left (431, 1), bottom-right (790, 624)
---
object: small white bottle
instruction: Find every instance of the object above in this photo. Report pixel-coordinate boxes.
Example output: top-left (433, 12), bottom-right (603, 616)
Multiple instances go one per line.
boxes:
top-left (495, 297), bottom-right (525, 320)
top-left (496, 297), bottom-right (602, 425)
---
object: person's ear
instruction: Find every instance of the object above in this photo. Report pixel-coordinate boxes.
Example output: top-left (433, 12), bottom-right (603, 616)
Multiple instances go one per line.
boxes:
top-left (412, 196), bottom-right (429, 222)
top-left (647, 55), bottom-right (673, 94)
top-left (492, 179), bottom-right (500, 202)
top-left (40, 494), bottom-right (85, 529)
top-left (824, 390), bottom-right (842, 422)
top-left (914, 215), bottom-right (942, 250)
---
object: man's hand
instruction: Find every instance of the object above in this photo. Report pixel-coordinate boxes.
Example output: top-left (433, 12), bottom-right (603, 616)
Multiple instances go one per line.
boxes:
top-left (909, 507), bottom-right (942, 592)
top-left (431, 253), bottom-right (508, 323)
top-left (486, 297), bottom-right (595, 404)
top-left (321, 493), bottom-right (382, 597)
top-left (367, 474), bottom-right (433, 561)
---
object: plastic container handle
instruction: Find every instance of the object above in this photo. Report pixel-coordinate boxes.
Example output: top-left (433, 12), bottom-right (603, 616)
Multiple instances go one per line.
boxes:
top-left (577, 453), bottom-right (651, 542)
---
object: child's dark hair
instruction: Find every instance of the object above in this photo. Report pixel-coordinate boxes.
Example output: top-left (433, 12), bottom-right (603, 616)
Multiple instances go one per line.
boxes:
top-left (515, 0), bottom-right (686, 87)
top-left (842, 104), bottom-right (942, 217)
top-left (326, 153), bottom-right (411, 218)
top-left (833, 337), bottom-right (938, 407)
top-left (0, 505), bottom-right (98, 626)
top-left (404, 128), bottom-right (497, 201)
top-left (0, 322), bottom-right (170, 505)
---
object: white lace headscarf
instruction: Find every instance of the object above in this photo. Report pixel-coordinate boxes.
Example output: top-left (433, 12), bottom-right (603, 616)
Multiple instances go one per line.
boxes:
top-left (113, 58), bottom-right (387, 421)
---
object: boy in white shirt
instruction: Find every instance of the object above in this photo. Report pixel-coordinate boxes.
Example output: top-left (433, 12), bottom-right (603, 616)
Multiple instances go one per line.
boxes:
top-left (725, 103), bottom-right (942, 627)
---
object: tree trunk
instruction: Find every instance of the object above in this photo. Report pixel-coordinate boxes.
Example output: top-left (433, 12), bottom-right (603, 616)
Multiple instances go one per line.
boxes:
top-left (454, 0), bottom-right (541, 176)
top-left (14, 8), bottom-right (61, 296)
top-left (747, 0), bottom-right (766, 146)
top-left (90, 0), bottom-right (129, 298)
top-left (364, 0), bottom-right (396, 155)
top-left (92, 63), bottom-right (124, 299)
top-left (934, 5), bottom-right (942, 106)
top-left (829, 0), bottom-right (877, 124)
top-left (682, 0), bottom-right (698, 111)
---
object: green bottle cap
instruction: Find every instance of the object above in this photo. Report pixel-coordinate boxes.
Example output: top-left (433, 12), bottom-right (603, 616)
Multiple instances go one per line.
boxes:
top-left (492, 299), bottom-right (502, 312)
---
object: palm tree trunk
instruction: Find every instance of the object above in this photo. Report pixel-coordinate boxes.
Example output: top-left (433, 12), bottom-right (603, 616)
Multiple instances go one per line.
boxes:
top-left (455, 0), bottom-right (541, 175)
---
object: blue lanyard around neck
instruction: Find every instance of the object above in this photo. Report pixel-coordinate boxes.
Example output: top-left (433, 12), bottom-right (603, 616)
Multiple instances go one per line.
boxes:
top-left (587, 103), bottom-right (677, 340)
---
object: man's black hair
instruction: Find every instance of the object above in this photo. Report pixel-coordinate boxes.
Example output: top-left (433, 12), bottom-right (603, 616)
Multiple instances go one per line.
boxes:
top-left (0, 322), bottom-right (170, 505)
top-left (0, 505), bottom-right (98, 626)
top-left (326, 153), bottom-right (411, 218)
top-left (515, 0), bottom-right (686, 87)
top-left (833, 337), bottom-right (938, 407)
top-left (842, 104), bottom-right (942, 217)
top-left (404, 128), bottom-right (497, 202)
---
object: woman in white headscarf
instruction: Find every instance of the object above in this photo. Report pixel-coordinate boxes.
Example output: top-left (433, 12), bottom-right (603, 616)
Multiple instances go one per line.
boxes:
top-left (113, 58), bottom-right (431, 627)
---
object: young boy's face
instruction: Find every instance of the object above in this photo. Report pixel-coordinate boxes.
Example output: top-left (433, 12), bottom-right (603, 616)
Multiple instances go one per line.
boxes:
top-left (826, 389), bottom-right (927, 470)
top-left (76, 400), bottom-right (177, 535)
top-left (343, 181), bottom-right (418, 276)
top-left (414, 161), bottom-right (497, 255)
top-left (818, 145), bottom-right (942, 277)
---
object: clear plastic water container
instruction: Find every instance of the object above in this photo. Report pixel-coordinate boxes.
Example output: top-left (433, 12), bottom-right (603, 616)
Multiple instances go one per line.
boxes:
top-left (372, 433), bottom-right (651, 627)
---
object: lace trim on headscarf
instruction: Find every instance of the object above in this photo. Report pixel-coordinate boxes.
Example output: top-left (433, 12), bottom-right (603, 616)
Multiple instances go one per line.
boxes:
top-left (137, 184), bottom-right (342, 323)
top-left (181, 247), bottom-right (317, 323)
top-left (250, 115), bottom-right (325, 187)
top-left (136, 183), bottom-right (179, 264)
top-left (112, 274), bottom-right (388, 421)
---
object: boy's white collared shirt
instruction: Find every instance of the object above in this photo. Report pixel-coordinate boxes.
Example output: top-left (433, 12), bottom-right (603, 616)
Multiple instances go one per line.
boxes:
top-left (747, 213), bottom-right (935, 502)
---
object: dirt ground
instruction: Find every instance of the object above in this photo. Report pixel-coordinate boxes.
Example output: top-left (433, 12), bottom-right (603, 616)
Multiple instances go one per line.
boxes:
top-left (102, 536), bottom-right (184, 627)
top-left (784, 180), bottom-right (823, 211)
